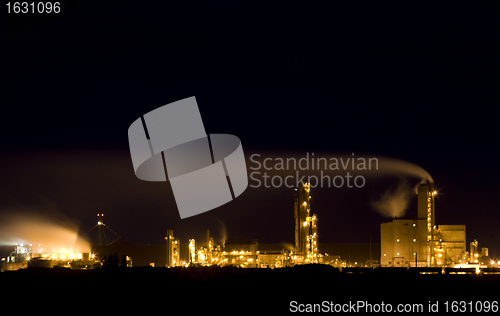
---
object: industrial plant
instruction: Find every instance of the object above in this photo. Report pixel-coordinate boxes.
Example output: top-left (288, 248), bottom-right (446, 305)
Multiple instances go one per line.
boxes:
top-left (381, 182), bottom-right (496, 270)
top-left (1, 181), bottom-right (498, 273)
top-left (1, 243), bottom-right (101, 271)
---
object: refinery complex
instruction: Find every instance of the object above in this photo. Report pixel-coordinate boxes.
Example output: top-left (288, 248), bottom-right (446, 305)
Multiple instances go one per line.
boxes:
top-left (1, 182), bottom-right (498, 273)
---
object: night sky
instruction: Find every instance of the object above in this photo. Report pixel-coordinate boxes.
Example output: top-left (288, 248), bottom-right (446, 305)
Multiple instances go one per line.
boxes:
top-left (1, 3), bottom-right (499, 257)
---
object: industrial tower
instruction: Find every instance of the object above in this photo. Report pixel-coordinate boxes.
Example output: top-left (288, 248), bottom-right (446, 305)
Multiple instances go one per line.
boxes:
top-left (294, 182), bottom-right (319, 263)
top-left (85, 214), bottom-right (122, 246)
top-left (417, 182), bottom-right (438, 266)
top-left (165, 229), bottom-right (180, 267)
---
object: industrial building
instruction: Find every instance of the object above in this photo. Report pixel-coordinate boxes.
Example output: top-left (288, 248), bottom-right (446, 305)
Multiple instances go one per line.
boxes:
top-left (438, 225), bottom-right (466, 265)
top-left (381, 182), bottom-right (467, 267)
top-left (381, 218), bottom-right (426, 267)
top-left (293, 182), bottom-right (319, 263)
top-left (165, 229), bottom-right (180, 267)
top-left (150, 184), bottom-right (322, 268)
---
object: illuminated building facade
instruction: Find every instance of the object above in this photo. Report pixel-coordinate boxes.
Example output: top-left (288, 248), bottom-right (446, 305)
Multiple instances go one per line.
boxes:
top-left (223, 239), bottom-right (258, 268)
top-left (381, 218), bottom-right (427, 267)
top-left (293, 182), bottom-right (319, 263)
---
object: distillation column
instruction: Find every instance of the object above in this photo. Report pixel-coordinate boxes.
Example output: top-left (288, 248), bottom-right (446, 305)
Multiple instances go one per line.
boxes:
top-left (294, 182), bottom-right (319, 263)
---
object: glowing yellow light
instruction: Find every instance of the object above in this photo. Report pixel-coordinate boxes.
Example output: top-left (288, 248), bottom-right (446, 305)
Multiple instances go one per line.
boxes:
top-left (396, 253), bottom-right (400, 256)
top-left (413, 239), bottom-right (416, 242)
top-left (303, 221), bottom-right (308, 227)
top-left (396, 239), bottom-right (400, 242)
top-left (491, 260), bottom-right (495, 265)
top-left (302, 201), bottom-right (307, 206)
top-left (383, 253), bottom-right (386, 257)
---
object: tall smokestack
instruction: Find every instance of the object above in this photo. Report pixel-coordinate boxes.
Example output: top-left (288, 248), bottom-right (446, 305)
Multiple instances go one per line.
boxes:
top-left (417, 182), bottom-right (438, 266)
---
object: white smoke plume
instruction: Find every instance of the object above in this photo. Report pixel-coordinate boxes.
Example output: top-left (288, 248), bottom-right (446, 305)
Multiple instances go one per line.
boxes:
top-left (371, 179), bottom-right (413, 218)
top-left (375, 157), bottom-right (433, 184)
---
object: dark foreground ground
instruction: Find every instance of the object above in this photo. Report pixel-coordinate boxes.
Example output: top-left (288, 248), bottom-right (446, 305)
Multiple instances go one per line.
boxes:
top-left (2, 265), bottom-right (499, 314)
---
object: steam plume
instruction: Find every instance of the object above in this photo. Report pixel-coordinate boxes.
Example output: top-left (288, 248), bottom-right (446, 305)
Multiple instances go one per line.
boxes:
top-left (375, 157), bottom-right (433, 184)
top-left (371, 179), bottom-right (413, 218)
top-left (211, 217), bottom-right (227, 246)
top-left (0, 210), bottom-right (90, 253)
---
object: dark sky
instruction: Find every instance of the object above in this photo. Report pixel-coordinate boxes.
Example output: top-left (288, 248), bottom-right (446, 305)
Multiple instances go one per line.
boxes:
top-left (1, 3), bottom-right (499, 257)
